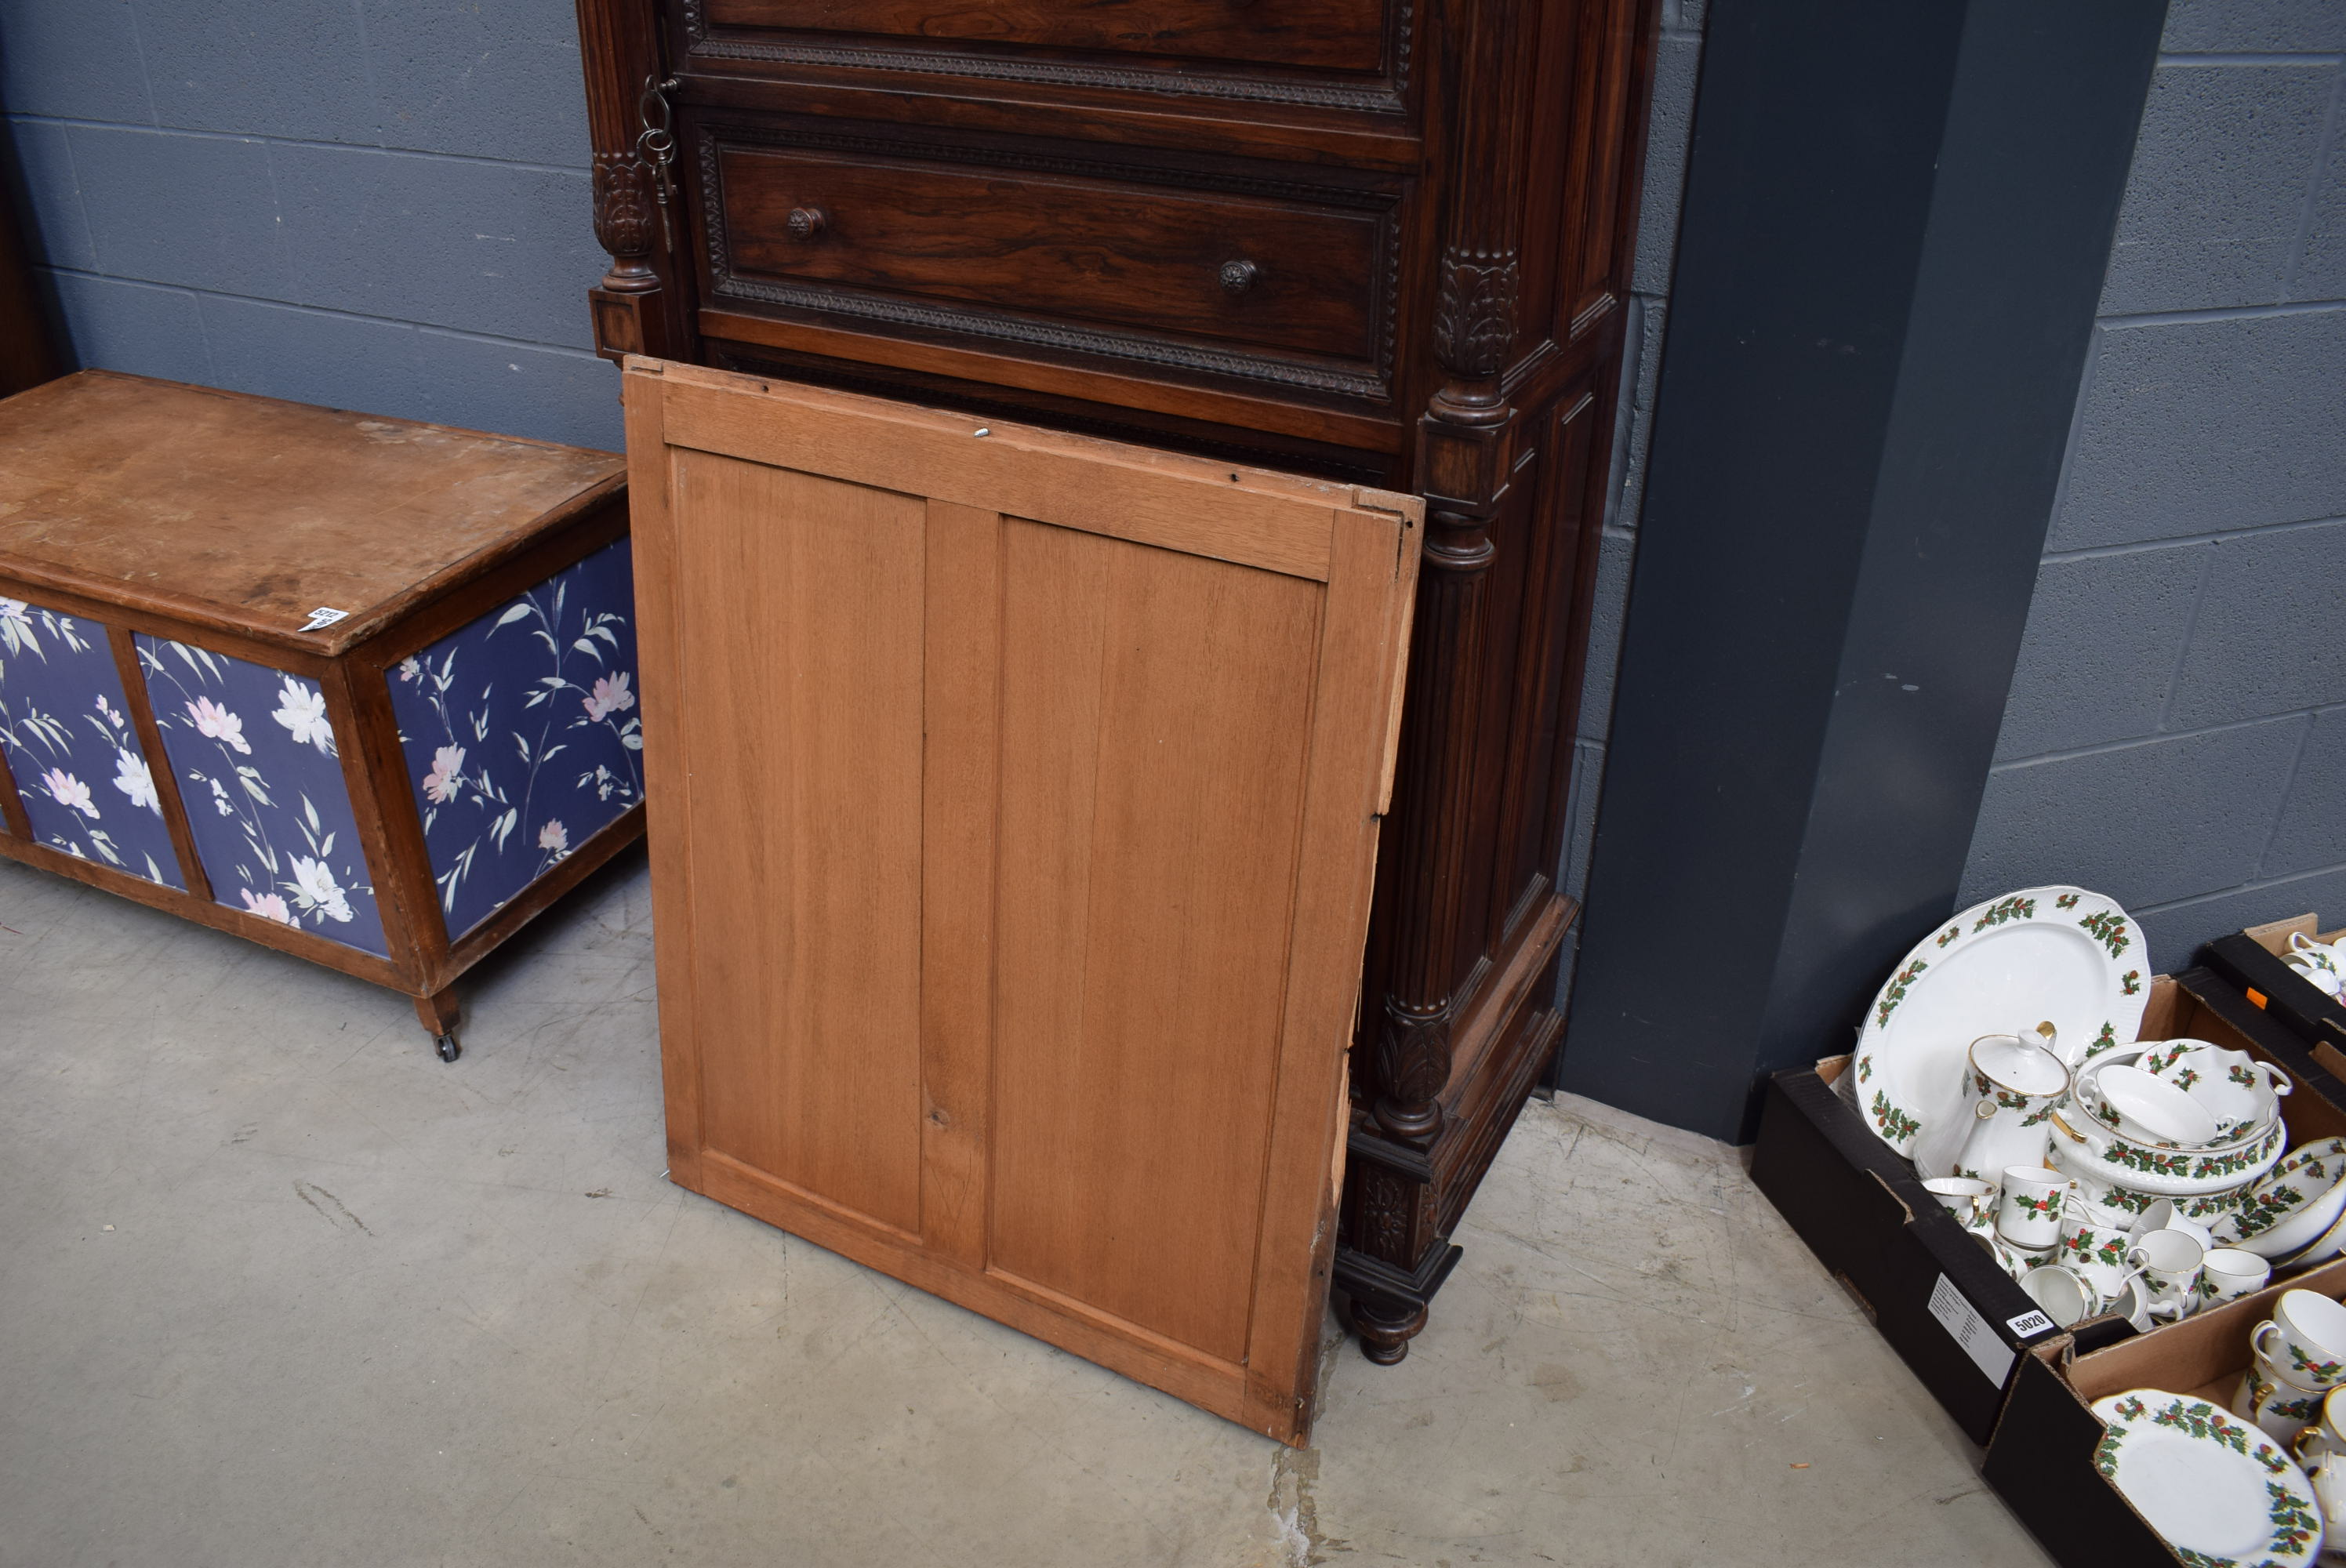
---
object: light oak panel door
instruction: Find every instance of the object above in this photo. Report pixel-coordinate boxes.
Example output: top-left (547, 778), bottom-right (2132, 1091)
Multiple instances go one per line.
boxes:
top-left (990, 520), bottom-right (1323, 1365)
top-left (626, 360), bottom-right (1419, 1444)
top-left (664, 451), bottom-right (926, 1236)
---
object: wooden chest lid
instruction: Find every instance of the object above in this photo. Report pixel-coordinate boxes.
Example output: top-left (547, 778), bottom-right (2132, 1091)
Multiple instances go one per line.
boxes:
top-left (0, 372), bottom-right (626, 655)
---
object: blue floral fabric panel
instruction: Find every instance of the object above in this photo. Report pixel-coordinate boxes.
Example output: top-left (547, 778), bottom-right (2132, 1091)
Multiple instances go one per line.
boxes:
top-left (387, 537), bottom-right (642, 940)
top-left (0, 596), bottom-right (184, 888)
top-left (135, 635), bottom-right (388, 957)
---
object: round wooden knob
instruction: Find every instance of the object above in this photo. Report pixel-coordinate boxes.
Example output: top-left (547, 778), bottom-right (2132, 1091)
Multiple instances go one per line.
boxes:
top-left (787, 206), bottom-right (827, 239)
top-left (1219, 259), bottom-right (1260, 296)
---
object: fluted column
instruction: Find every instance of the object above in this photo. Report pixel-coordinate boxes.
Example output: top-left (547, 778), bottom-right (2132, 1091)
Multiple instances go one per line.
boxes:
top-left (1366, 0), bottom-right (1534, 1146)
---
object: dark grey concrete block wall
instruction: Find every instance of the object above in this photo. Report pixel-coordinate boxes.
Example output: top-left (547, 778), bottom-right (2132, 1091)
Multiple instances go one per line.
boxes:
top-left (1551, 0), bottom-right (1706, 1004)
top-left (1956, 0), bottom-right (2346, 966)
top-left (1, 1), bottom-right (620, 451)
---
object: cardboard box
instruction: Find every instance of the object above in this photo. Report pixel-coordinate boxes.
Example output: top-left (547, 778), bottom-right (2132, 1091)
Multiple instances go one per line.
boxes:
top-left (2205, 913), bottom-right (2346, 1064)
top-left (1984, 1255), bottom-right (2346, 1567)
top-left (1751, 967), bottom-right (2346, 1446)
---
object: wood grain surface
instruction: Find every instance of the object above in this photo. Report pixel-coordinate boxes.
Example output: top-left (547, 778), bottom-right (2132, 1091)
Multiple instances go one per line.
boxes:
top-left (715, 141), bottom-right (1382, 361)
top-left (700, 0), bottom-right (1389, 74)
top-left (0, 372), bottom-right (623, 655)
top-left (629, 361), bottom-right (1418, 1442)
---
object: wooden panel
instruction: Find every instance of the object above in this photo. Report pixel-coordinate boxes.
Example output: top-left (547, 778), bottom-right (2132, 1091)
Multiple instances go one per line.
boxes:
top-left (665, 446), bottom-right (927, 1236)
top-left (700, 0), bottom-right (1389, 75)
top-left (988, 518), bottom-right (1321, 1361)
top-left (712, 141), bottom-right (1382, 363)
top-left (918, 498), bottom-right (1001, 1268)
top-left (630, 362), bottom-right (1418, 1440)
top-left (656, 363), bottom-right (1341, 579)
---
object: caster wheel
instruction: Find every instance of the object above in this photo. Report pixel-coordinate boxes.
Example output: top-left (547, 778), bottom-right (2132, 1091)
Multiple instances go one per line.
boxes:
top-left (435, 1031), bottom-right (462, 1064)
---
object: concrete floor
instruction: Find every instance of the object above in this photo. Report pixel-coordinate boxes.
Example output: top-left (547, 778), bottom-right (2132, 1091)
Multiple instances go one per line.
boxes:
top-left (0, 848), bottom-right (2057, 1568)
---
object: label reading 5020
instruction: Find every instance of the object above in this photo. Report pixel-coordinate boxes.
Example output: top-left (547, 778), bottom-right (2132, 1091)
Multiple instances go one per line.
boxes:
top-left (1927, 1272), bottom-right (2019, 1387)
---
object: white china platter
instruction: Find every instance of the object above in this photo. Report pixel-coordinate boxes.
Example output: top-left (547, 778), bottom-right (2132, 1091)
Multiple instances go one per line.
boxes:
top-left (2091, 1391), bottom-right (2322, 1566)
top-left (1850, 885), bottom-right (2150, 1173)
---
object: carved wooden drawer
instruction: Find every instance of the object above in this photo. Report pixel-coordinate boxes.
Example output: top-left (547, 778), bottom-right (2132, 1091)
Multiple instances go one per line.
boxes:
top-left (692, 124), bottom-right (1404, 408)
top-left (681, 0), bottom-right (1404, 103)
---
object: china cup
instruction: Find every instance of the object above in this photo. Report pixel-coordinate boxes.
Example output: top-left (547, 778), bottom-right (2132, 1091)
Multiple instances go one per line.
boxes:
top-left (1923, 1177), bottom-right (1997, 1229)
top-left (2288, 935), bottom-right (2346, 997)
top-left (2310, 1459), bottom-right (2346, 1565)
top-left (2130, 1197), bottom-right (2215, 1251)
top-left (1998, 1167), bottom-right (2072, 1249)
top-left (2127, 1227), bottom-right (2206, 1320)
top-left (2199, 1247), bottom-right (2273, 1307)
top-left (2239, 1348), bottom-right (2331, 1443)
top-left (2298, 1387), bottom-right (2346, 1467)
top-left (2107, 1275), bottom-right (2155, 1334)
top-left (2255, 1290), bottom-right (2346, 1392)
top-left (2057, 1206), bottom-right (2141, 1301)
top-left (2018, 1264), bottom-right (2098, 1329)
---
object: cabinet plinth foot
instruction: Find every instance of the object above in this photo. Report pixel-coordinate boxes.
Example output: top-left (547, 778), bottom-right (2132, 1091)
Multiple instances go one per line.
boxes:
top-left (1349, 1295), bottom-right (1430, 1364)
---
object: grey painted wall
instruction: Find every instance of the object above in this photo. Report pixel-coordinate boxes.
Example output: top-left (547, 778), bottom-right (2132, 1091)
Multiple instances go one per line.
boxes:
top-left (1956, 0), bottom-right (2346, 967)
top-left (1560, 0), bottom-right (2346, 1022)
top-left (1552, 0), bottom-right (1707, 1002)
top-left (13, 0), bottom-right (2329, 1000)
top-left (0, 0), bottom-right (621, 452)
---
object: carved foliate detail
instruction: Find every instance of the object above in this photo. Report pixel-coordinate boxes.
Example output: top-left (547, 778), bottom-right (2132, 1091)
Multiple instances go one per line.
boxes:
top-left (592, 152), bottom-right (656, 261)
top-left (1433, 249), bottom-right (1520, 378)
top-left (1361, 1166), bottom-right (1415, 1261)
top-left (1374, 999), bottom-right (1453, 1142)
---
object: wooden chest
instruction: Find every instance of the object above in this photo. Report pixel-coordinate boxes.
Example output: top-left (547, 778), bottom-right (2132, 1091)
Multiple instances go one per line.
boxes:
top-left (574, 0), bottom-right (1659, 1363)
top-left (0, 372), bottom-right (639, 1059)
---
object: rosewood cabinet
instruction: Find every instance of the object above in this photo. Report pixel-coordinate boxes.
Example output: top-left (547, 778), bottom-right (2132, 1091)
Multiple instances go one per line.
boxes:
top-left (576, 0), bottom-right (1658, 1365)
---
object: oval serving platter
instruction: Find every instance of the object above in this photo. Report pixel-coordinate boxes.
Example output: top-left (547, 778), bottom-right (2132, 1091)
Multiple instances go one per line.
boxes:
top-left (1850, 885), bottom-right (2149, 1173)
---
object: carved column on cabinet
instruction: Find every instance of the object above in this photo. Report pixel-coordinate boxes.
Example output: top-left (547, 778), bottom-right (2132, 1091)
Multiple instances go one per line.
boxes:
top-left (575, 0), bottom-right (687, 361)
top-left (1341, 0), bottom-right (1536, 1366)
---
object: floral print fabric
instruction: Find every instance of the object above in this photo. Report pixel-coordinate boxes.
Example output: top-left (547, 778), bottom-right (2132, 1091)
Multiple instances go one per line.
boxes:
top-left (0, 596), bottom-right (184, 887)
top-left (387, 539), bottom-right (641, 940)
top-left (136, 635), bottom-right (388, 956)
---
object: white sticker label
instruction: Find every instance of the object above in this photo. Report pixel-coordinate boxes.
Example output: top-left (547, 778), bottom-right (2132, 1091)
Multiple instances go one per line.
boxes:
top-left (299, 607), bottom-right (350, 633)
top-left (2006, 1308), bottom-right (2057, 1339)
top-left (1928, 1272), bottom-right (2017, 1387)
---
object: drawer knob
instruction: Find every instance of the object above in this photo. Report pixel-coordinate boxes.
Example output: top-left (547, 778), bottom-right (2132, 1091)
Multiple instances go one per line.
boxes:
top-left (1219, 259), bottom-right (1261, 296)
top-left (787, 206), bottom-right (827, 239)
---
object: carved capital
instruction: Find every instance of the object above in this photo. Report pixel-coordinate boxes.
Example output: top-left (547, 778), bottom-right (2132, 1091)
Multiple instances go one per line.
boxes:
top-left (591, 151), bottom-right (656, 264)
top-left (1433, 248), bottom-right (1519, 379)
top-left (1374, 999), bottom-right (1453, 1142)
